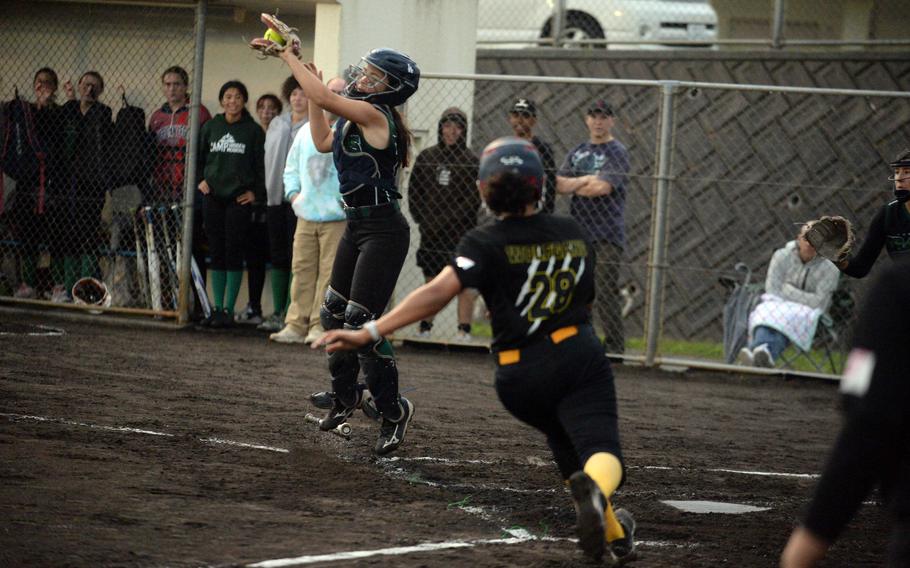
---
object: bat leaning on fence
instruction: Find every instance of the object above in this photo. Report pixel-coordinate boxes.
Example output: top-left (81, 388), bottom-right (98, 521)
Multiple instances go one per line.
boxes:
top-left (156, 207), bottom-right (180, 310)
top-left (142, 206), bottom-right (163, 312)
top-left (170, 204), bottom-right (212, 320)
top-left (132, 209), bottom-right (150, 308)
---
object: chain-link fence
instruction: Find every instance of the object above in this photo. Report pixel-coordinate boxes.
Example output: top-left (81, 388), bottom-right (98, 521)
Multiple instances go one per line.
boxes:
top-left (391, 72), bottom-right (910, 377)
top-left (476, 0), bottom-right (910, 49)
top-left (0, 1), bottom-right (198, 317)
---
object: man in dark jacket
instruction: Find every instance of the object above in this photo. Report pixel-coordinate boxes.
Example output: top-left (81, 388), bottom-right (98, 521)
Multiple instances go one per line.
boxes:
top-left (507, 98), bottom-right (557, 214)
top-left (408, 107), bottom-right (480, 340)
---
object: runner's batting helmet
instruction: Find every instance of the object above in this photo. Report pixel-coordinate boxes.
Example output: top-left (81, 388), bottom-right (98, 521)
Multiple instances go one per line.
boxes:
top-left (478, 136), bottom-right (545, 193)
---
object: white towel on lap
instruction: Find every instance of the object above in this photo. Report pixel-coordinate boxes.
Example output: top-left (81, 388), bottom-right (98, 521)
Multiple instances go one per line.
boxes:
top-left (748, 293), bottom-right (823, 352)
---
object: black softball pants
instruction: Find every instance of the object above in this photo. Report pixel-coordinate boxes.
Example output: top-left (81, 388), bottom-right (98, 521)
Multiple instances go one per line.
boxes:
top-left (204, 195), bottom-right (250, 271)
top-left (266, 202), bottom-right (297, 271)
top-left (494, 323), bottom-right (625, 482)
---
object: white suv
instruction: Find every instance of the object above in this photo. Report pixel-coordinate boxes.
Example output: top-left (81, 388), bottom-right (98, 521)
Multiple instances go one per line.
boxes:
top-left (477, 0), bottom-right (718, 48)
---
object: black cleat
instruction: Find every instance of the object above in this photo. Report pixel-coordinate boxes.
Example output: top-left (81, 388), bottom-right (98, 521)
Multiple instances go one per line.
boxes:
top-left (609, 508), bottom-right (638, 566)
top-left (568, 471), bottom-right (606, 561)
top-left (309, 391), bottom-right (334, 409)
top-left (319, 388), bottom-right (361, 431)
top-left (375, 396), bottom-right (414, 455)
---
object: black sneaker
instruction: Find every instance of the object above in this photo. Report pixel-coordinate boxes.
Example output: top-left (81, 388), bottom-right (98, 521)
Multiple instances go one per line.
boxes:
top-left (219, 308), bottom-right (235, 328)
top-left (568, 471), bottom-right (606, 561)
top-left (609, 508), bottom-right (638, 565)
top-left (375, 396), bottom-right (414, 455)
top-left (319, 388), bottom-right (362, 431)
top-left (309, 391), bottom-right (335, 409)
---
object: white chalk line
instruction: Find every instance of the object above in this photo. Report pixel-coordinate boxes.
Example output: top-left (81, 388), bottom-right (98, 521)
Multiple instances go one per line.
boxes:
top-left (0, 324), bottom-right (66, 337)
top-left (632, 465), bottom-right (820, 479)
top-left (1, 413), bottom-right (820, 480)
top-left (0, 413), bottom-right (289, 453)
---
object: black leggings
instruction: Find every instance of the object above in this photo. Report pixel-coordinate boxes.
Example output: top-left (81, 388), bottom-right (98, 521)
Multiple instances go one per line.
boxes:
top-left (329, 212), bottom-right (410, 315)
top-left (494, 324), bottom-right (624, 482)
top-left (204, 195), bottom-right (250, 271)
top-left (266, 203), bottom-right (297, 271)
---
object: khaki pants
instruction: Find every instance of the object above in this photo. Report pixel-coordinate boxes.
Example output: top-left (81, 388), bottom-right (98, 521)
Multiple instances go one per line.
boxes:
top-left (284, 219), bottom-right (346, 334)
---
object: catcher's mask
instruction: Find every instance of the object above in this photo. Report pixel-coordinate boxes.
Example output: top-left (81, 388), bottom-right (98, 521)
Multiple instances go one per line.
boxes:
top-left (888, 150), bottom-right (910, 202)
top-left (72, 277), bottom-right (111, 313)
top-left (343, 48), bottom-right (419, 107)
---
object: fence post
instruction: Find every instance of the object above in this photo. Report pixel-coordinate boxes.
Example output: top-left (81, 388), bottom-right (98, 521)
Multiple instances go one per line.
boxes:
top-left (644, 81), bottom-right (677, 366)
top-left (772, 0), bottom-right (786, 49)
top-left (551, 0), bottom-right (566, 47)
top-left (177, 0), bottom-right (207, 326)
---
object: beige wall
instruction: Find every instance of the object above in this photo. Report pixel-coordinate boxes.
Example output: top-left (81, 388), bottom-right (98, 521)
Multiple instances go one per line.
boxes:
top-left (199, 8), bottom-right (315, 117)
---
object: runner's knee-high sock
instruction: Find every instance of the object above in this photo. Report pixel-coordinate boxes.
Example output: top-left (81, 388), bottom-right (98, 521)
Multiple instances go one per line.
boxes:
top-left (583, 452), bottom-right (626, 541)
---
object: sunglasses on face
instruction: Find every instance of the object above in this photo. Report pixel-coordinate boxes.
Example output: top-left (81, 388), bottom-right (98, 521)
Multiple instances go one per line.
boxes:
top-left (510, 111), bottom-right (534, 118)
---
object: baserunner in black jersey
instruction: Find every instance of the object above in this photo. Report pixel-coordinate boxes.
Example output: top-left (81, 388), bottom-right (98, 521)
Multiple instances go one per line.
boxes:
top-left (317, 137), bottom-right (637, 564)
top-left (838, 149), bottom-right (910, 277)
top-left (278, 47), bottom-right (419, 455)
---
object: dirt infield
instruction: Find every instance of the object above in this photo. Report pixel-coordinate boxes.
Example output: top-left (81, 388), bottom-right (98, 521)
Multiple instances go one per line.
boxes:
top-left (0, 310), bottom-right (888, 567)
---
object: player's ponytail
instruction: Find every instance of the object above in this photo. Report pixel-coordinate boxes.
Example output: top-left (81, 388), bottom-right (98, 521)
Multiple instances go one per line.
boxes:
top-left (483, 171), bottom-right (541, 216)
top-left (390, 107), bottom-right (412, 168)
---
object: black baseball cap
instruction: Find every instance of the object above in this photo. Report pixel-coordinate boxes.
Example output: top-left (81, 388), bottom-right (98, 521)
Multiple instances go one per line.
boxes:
top-left (587, 99), bottom-right (615, 116)
top-left (509, 98), bottom-right (537, 116)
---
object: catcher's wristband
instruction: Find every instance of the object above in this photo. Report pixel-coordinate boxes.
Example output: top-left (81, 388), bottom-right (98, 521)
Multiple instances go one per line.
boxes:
top-left (364, 321), bottom-right (381, 342)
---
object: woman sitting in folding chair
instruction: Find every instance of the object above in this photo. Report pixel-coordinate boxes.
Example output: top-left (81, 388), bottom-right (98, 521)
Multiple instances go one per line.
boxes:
top-left (737, 222), bottom-right (840, 368)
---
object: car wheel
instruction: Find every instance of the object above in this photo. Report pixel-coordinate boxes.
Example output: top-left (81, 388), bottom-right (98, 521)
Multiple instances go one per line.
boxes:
top-left (541, 11), bottom-right (605, 48)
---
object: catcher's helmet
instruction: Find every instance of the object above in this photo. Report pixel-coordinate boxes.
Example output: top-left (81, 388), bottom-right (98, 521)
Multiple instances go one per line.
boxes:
top-left (72, 277), bottom-right (111, 313)
top-left (888, 148), bottom-right (910, 202)
top-left (344, 48), bottom-right (419, 107)
top-left (478, 136), bottom-right (545, 193)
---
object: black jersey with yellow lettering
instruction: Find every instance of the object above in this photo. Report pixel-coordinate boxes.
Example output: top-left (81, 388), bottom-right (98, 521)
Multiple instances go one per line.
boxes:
top-left (451, 213), bottom-right (595, 351)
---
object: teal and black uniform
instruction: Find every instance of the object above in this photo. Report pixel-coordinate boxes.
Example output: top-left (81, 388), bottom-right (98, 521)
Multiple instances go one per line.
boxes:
top-left (321, 104), bottom-right (410, 422)
top-left (844, 199), bottom-right (910, 278)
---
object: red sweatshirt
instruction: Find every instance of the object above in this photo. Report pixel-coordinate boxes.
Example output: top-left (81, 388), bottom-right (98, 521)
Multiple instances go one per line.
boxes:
top-left (148, 102), bottom-right (212, 201)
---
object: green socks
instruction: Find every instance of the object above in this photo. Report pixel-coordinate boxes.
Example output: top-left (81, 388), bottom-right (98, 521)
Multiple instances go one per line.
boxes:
top-left (210, 269), bottom-right (226, 310)
top-left (270, 269), bottom-right (291, 315)
top-left (225, 270), bottom-right (243, 314)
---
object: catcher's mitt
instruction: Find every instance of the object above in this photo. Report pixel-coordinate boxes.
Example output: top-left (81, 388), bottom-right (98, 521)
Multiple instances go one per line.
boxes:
top-left (804, 216), bottom-right (854, 262)
top-left (249, 13), bottom-right (301, 59)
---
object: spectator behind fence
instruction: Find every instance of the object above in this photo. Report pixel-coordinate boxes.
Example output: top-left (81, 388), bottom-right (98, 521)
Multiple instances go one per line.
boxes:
top-left (256, 93), bottom-right (281, 133)
top-left (556, 99), bottom-right (631, 355)
top-left (5, 68), bottom-right (64, 301)
top-left (197, 80), bottom-right (265, 328)
top-left (236, 94), bottom-right (283, 326)
top-left (60, 71), bottom-right (113, 301)
top-left (507, 98), bottom-right (557, 214)
top-left (737, 222), bottom-right (840, 368)
top-left (780, 259), bottom-right (910, 568)
top-left (408, 107), bottom-right (480, 340)
top-left (148, 65), bottom-right (212, 309)
top-left (259, 76), bottom-right (309, 333)
top-left (837, 148), bottom-right (910, 278)
top-left (270, 77), bottom-right (347, 345)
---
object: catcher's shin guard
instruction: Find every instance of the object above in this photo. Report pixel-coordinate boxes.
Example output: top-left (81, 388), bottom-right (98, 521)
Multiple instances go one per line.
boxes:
top-left (321, 288), bottom-right (359, 406)
top-left (344, 301), bottom-right (402, 420)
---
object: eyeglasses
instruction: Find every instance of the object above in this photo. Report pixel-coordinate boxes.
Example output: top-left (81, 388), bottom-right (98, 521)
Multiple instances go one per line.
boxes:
top-left (509, 111), bottom-right (534, 118)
